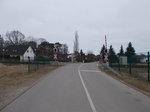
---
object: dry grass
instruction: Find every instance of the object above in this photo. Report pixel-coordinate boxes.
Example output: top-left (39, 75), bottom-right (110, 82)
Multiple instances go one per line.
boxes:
top-left (0, 64), bottom-right (28, 78)
top-left (113, 67), bottom-right (148, 80)
top-left (0, 63), bottom-right (62, 110)
top-left (99, 65), bottom-right (150, 95)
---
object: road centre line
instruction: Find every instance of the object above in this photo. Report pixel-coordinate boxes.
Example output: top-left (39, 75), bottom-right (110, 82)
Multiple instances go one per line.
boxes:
top-left (80, 70), bottom-right (101, 73)
top-left (78, 64), bottom-right (97, 112)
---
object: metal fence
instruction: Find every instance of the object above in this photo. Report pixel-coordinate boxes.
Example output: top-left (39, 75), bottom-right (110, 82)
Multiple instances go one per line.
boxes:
top-left (0, 60), bottom-right (59, 79)
top-left (109, 52), bottom-right (150, 81)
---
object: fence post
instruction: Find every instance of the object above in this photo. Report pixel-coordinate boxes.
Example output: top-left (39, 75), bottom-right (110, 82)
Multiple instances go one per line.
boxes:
top-left (34, 60), bottom-right (36, 72)
top-left (28, 57), bottom-right (30, 72)
top-left (118, 56), bottom-right (120, 71)
top-left (36, 60), bottom-right (39, 69)
top-left (129, 63), bottom-right (132, 74)
top-left (128, 56), bottom-right (132, 74)
top-left (118, 62), bottom-right (120, 71)
top-left (148, 52), bottom-right (150, 82)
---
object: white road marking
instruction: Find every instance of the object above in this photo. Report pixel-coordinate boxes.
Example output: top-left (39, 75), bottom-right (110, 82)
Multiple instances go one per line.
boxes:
top-left (78, 64), bottom-right (97, 112)
top-left (80, 70), bottom-right (101, 73)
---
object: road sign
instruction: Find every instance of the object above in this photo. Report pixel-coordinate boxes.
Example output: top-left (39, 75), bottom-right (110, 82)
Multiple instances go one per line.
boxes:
top-left (53, 47), bottom-right (58, 61)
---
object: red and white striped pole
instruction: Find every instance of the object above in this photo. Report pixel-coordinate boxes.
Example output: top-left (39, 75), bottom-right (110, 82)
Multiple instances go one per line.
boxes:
top-left (103, 35), bottom-right (109, 65)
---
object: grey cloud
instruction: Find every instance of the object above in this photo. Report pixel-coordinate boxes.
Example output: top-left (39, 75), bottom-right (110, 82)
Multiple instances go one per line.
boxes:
top-left (0, 0), bottom-right (150, 54)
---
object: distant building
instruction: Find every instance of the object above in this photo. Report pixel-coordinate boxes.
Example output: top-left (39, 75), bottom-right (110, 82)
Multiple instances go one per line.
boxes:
top-left (68, 53), bottom-right (75, 62)
top-left (0, 45), bottom-right (35, 61)
top-left (119, 56), bottom-right (127, 65)
top-left (140, 57), bottom-right (148, 63)
top-left (136, 55), bottom-right (147, 63)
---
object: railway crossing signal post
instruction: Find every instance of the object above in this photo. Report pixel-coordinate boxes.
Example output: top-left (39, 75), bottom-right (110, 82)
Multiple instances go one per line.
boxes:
top-left (53, 46), bottom-right (58, 61)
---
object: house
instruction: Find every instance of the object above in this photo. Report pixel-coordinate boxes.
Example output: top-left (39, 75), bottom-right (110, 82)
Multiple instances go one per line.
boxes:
top-left (68, 53), bottom-right (75, 62)
top-left (140, 57), bottom-right (148, 63)
top-left (0, 45), bottom-right (35, 61)
top-left (119, 56), bottom-right (127, 65)
top-left (136, 54), bottom-right (147, 63)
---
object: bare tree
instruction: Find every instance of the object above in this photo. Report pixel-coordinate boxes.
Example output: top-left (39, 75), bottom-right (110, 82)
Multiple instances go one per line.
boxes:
top-left (63, 44), bottom-right (69, 54)
top-left (74, 31), bottom-right (79, 53)
top-left (28, 41), bottom-right (37, 50)
top-left (0, 35), bottom-right (4, 48)
top-left (3, 40), bottom-right (11, 47)
top-left (37, 41), bottom-right (54, 57)
top-left (6, 30), bottom-right (25, 45)
top-left (37, 38), bottom-right (46, 44)
top-left (26, 36), bottom-right (36, 42)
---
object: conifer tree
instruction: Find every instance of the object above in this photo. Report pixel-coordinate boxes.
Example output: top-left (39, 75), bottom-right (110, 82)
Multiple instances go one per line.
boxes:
top-left (100, 44), bottom-right (106, 55)
top-left (125, 42), bottom-right (136, 63)
top-left (118, 45), bottom-right (124, 56)
top-left (125, 42), bottom-right (135, 57)
top-left (108, 45), bottom-right (118, 63)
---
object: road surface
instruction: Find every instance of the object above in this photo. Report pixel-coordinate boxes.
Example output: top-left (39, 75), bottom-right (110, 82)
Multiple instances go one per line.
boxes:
top-left (1, 63), bottom-right (150, 112)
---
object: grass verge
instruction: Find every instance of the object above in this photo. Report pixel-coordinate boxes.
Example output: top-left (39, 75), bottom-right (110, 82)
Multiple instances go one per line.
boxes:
top-left (98, 64), bottom-right (150, 96)
top-left (0, 64), bottom-right (63, 110)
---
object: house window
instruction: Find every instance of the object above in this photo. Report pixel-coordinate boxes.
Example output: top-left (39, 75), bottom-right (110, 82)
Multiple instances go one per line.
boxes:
top-left (27, 50), bottom-right (29, 53)
top-left (13, 50), bottom-right (17, 52)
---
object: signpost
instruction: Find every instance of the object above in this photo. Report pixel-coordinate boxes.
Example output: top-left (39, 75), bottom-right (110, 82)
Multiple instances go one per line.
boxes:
top-left (53, 46), bottom-right (58, 61)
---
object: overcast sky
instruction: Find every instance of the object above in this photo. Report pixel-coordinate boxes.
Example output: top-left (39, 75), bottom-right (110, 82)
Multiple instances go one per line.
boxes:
top-left (0, 0), bottom-right (150, 54)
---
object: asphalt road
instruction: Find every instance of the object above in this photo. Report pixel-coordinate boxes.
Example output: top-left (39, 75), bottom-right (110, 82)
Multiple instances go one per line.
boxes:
top-left (1, 63), bottom-right (150, 112)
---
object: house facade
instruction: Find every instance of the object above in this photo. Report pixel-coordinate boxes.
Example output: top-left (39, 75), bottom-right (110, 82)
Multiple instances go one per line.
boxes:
top-left (140, 57), bottom-right (148, 63)
top-left (136, 55), bottom-right (148, 63)
top-left (0, 45), bottom-right (35, 61)
top-left (20, 46), bottom-right (35, 61)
